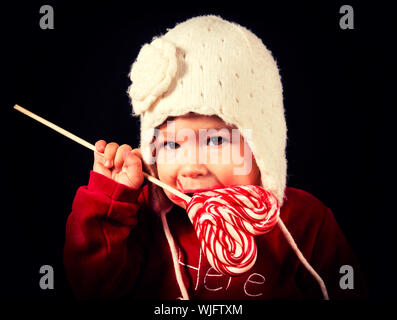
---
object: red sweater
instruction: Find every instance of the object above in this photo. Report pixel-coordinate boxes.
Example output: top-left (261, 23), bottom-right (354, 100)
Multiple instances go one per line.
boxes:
top-left (64, 171), bottom-right (367, 299)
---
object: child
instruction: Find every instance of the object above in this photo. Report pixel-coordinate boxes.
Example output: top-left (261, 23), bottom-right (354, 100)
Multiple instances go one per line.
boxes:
top-left (64, 15), bottom-right (367, 299)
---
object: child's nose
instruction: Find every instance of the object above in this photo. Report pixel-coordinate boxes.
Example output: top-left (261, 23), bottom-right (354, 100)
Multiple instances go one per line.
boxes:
top-left (180, 164), bottom-right (208, 178)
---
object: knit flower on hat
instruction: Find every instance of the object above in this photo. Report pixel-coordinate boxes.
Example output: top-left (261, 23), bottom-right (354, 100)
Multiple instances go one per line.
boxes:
top-left (129, 38), bottom-right (178, 115)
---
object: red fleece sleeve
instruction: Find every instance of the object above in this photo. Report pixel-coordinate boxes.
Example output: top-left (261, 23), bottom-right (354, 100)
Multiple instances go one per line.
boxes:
top-left (64, 171), bottom-right (145, 298)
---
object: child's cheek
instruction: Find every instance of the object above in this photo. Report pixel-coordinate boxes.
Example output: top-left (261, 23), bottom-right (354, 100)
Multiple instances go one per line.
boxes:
top-left (157, 163), bottom-right (179, 188)
top-left (217, 142), bottom-right (259, 186)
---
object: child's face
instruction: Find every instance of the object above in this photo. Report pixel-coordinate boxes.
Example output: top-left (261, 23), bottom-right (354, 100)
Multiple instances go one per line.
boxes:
top-left (154, 113), bottom-right (261, 209)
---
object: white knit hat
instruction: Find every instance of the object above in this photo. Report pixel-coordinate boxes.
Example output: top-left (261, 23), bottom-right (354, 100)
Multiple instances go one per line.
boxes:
top-left (127, 15), bottom-right (287, 206)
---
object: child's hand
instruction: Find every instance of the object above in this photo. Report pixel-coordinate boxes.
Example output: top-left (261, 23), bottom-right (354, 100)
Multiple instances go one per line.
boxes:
top-left (93, 140), bottom-right (144, 190)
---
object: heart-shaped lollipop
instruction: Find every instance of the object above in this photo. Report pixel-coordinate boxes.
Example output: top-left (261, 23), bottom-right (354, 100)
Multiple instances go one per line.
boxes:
top-left (185, 185), bottom-right (280, 276)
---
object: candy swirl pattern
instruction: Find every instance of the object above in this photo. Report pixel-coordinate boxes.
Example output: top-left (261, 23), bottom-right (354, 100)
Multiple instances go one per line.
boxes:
top-left (185, 185), bottom-right (280, 276)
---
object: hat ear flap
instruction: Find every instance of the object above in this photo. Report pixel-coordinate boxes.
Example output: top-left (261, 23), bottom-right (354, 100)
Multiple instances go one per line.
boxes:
top-left (143, 160), bottom-right (175, 215)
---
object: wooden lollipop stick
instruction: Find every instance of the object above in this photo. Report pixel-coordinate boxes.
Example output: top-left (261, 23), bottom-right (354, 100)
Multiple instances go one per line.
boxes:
top-left (143, 173), bottom-right (191, 203)
top-left (14, 104), bottom-right (98, 154)
top-left (13, 104), bottom-right (191, 203)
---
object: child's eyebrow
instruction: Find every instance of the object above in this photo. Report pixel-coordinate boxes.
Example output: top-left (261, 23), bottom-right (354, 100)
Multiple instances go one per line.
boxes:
top-left (160, 125), bottom-right (234, 133)
top-left (160, 117), bottom-right (236, 129)
top-left (154, 124), bottom-right (236, 143)
top-left (212, 123), bottom-right (236, 130)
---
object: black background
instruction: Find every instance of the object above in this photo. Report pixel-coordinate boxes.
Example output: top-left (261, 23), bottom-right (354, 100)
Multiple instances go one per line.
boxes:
top-left (1, 0), bottom-right (395, 302)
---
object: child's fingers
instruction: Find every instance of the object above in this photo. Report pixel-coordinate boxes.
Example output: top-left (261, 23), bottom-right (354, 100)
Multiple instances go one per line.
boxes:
top-left (103, 142), bottom-right (119, 168)
top-left (124, 150), bottom-right (143, 171)
top-left (122, 149), bottom-right (144, 189)
top-left (95, 140), bottom-right (106, 153)
top-left (130, 148), bottom-right (143, 161)
top-left (93, 140), bottom-right (110, 176)
top-left (114, 144), bottom-right (132, 172)
top-left (93, 140), bottom-right (106, 164)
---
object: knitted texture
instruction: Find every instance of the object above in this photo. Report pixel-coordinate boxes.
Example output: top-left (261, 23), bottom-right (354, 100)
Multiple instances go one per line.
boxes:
top-left (128, 15), bottom-right (287, 205)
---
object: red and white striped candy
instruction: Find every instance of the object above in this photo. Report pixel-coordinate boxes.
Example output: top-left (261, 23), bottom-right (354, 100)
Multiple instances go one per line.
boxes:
top-left (185, 185), bottom-right (280, 276)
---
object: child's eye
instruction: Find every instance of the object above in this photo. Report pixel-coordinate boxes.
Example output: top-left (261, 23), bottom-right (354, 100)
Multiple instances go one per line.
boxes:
top-left (162, 141), bottom-right (180, 150)
top-left (207, 136), bottom-right (227, 146)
